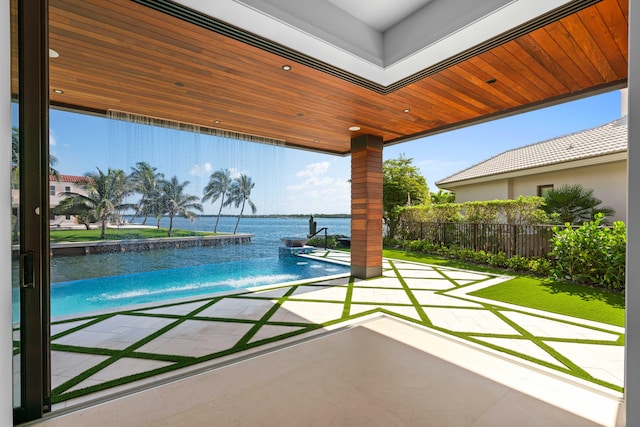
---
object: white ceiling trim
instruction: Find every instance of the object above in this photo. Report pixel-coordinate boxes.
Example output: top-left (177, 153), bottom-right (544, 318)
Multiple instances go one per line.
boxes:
top-left (175, 0), bottom-right (573, 87)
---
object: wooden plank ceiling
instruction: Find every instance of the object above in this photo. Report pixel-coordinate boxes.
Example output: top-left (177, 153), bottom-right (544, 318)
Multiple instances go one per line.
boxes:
top-left (25, 0), bottom-right (630, 154)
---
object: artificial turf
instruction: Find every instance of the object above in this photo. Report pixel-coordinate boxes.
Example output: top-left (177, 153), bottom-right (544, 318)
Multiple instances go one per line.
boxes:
top-left (383, 248), bottom-right (625, 327)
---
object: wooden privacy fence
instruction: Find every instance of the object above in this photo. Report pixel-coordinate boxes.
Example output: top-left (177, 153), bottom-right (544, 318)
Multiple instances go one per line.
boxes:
top-left (399, 222), bottom-right (563, 258)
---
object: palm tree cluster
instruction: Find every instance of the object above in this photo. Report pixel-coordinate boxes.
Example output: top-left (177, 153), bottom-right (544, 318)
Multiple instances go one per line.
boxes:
top-left (202, 168), bottom-right (257, 234)
top-left (53, 162), bottom-right (257, 238)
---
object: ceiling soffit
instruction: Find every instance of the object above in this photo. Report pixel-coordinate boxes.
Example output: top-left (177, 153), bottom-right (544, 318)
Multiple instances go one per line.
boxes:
top-left (144, 0), bottom-right (602, 93)
top-left (44, 0), bottom-right (628, 155)
top-left (172, 0), bottom-right (584, 86)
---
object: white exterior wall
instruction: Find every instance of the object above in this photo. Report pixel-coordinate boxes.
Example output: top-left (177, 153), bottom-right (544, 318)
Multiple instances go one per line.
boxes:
top-left (1, 0), bottom-right (13, 423)
top-left (449, 179), bottom-right (509, 203)
top-left (626, 0), bottom-right (639, 423)
top-left (511, 160), bottom-right (627, 222)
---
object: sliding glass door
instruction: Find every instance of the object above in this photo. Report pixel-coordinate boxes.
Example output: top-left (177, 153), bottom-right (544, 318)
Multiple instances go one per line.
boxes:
top-left (12, 0), bottom-right (51, 423)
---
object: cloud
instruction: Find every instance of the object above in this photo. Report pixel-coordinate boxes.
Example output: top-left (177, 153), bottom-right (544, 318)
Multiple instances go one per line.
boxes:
top-left (189, 162), bottom-right (212, 176)
top-left (287, 162), bottom-right (350, 207)
top-left (228, 167), bottom-right (243, 179)
top-left (295, 161), bottom-right (329, 179)
top-left (49, 130), bottom-right (57, 147)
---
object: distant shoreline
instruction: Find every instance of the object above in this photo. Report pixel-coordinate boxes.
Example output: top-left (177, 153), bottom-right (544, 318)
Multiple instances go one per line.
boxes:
top-left (195, 214), bottom-right (351, 219)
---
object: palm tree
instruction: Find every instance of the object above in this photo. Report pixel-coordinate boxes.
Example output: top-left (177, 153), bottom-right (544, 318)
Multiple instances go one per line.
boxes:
top-left (55, 167), bottom-right (133, 238)
top-left (228, 174), bottom-right (257, 234)
top-left (129, 161), bottom-right (165, 224)
top-left (202, 168), bottom-right (233, 232)
top-left (542, 183), bottom-right (615, 224)
top-left (162, 176), bottom-right (203, 237)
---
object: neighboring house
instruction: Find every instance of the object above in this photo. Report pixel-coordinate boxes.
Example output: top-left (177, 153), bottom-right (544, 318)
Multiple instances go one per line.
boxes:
top-left (436, 116), bottom-right (628, 222)
top-left (49, 175), bottom-right (90, 227)
top-left (11, 174), bottom-right (89, 229)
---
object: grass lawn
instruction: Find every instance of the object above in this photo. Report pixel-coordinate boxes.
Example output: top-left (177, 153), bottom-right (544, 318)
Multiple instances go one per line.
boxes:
top-left (383, 248), bottom-right (625, 327)
top-left (50, 227), bottom-right (215, 243)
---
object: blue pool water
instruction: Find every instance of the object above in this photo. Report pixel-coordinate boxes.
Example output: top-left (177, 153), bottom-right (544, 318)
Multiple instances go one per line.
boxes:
top-left (18, 256), bottom-right (349, 320)
top-left (12, 217), bottom-right (352, 321)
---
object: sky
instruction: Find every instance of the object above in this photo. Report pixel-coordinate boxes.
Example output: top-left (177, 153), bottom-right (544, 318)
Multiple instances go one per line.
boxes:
top-left (27, 89), bottom-right (624, 216)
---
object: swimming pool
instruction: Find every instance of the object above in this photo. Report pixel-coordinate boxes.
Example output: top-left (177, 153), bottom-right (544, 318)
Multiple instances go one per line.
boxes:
top-left (14, 256), bottom-right (349, 320)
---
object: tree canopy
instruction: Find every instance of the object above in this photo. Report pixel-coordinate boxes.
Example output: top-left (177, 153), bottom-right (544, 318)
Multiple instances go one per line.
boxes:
top-left (383, 154), bottom-right (429, 237)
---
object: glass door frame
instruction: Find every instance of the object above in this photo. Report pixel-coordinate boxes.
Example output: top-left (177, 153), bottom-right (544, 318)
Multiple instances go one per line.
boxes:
top-left (14, 0), bottom-right (51, 423)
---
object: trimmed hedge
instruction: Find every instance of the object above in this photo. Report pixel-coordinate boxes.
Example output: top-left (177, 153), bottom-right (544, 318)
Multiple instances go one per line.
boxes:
top-left (549, 214), bottom-right (626, 290)
top-left (392, 238), bottom-right (552, 276)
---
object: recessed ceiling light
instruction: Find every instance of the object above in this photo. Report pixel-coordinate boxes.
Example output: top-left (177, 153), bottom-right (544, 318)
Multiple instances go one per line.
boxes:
top-left (49, 49), bottom-right (59, 58)
top-left (52, 89), bottom-right (64, 94)
top-left (297, 113), bottom-right (304, 117)
top-left (403, 109), bottom-right (410, 113)
top-left (349, 126), bottom-right (361, 131)
top-left (486, 78), bottom-right (497, 84)
top-left (281, 65), bottom-right (292, 71)
top-left (175, 82), bottom-right (185, 87)
top-left (213, 120), bottom-right (220, 124)
top-left (314, 140), bottom-right (319, 143)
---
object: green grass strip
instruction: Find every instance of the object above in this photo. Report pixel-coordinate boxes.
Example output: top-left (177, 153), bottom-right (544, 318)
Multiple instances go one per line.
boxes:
top-left (50, 227), bottom-right (215, 243)
top-left (234, 286), bottom-right (299, 348)
top-left (388, 260), bottom-right (431, 325)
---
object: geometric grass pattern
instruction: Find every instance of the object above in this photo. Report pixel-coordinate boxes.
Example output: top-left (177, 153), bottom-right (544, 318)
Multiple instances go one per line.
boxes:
top-left (28, 250), bottom-right (624, 404)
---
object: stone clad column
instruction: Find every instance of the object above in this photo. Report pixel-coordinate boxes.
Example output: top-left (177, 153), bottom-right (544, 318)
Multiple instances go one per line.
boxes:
top-left (351, 134), bottom-right (383, 279)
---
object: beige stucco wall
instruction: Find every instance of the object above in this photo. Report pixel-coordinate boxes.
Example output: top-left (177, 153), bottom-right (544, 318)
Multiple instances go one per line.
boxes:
top-left (447, 160), bottom-right (627, 222)
top-left (511, 160), bottom-right (627, 222)
top-left (450, 179), bottom-right (509, 203)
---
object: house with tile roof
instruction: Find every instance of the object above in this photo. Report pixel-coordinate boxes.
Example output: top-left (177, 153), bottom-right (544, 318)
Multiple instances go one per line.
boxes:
top-left (436, 116), bottom-right (628, 222)
top-left (48, 175), bottom-right (90, 227)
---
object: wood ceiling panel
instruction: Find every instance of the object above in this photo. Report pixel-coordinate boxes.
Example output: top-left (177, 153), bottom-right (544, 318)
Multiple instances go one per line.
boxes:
top-left (33, 0), bottom-right (630, 154)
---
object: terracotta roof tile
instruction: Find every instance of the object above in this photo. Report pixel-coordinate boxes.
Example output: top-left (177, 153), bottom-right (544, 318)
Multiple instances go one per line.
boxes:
top-left (49, 174), bottom-right (91, 184)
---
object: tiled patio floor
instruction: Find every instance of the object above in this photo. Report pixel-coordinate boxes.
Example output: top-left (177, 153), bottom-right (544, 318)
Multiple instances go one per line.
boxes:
top-left (45, 250), bottom-right (624, 409)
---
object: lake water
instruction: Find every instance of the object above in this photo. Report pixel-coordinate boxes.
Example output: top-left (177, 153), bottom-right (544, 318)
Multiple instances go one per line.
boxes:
top-left (51, 216), bottom-right (351, 282)
top-left (13, 216), bottom-right (351, 320)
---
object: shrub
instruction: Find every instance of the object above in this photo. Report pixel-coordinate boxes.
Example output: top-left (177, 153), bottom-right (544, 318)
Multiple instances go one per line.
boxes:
top-left (307, 234), bottom-right (348, 249)
top-left (549, 214), bottom-right (626, 289)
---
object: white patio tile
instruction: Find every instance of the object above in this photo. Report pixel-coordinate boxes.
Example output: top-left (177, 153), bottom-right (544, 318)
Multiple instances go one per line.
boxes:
top-left (438, 270), bottom-right (492, 281)
top-left (51, 319), bottom-right (96, 336)
top-left (426, 307), bottom-right (520, 334)
top-left (311, 277), bottom-right (351, 286)
top-left (474, 337), bottom-right (565, 367)
top-left (543, 341), bottom-right (625, 386)
top-left (248, 324), bottom-right (307, 344)
top-left (53, 315), bottom-right (175, 350)
top-left (402, 278), bottom-right (456, 290)
top-left (134, 301), bottom-right (210, 316)
top-left (66, 358), bottom-right (174, 393)
top-left (348, 304), bottom-right (383, 317)
top-left (197, 297), bottom-right (276, 321)
top-left (51, 351), bottom-right (111, 389)
top-left (357, 277), bottom-right (404, 289)
top-left (243, 287), bottom-right (294, 298)
top-left (290, 285), bottom-right (348, 301)
top-left (272, 300), bottom-right (344, 324)
top-left (502, 312), bottom-right (620, 341)
top-left (392, 269), bottom-right (448, 279)
top-left (412, 290), bottom-right (483, 308)
top-left (136, 320), bottom-right (255, 357)
top-left (350, 287), bottom-right (413, 305)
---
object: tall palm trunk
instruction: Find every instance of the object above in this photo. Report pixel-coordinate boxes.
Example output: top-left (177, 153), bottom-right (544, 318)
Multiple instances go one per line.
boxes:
top-left (100, 219), bottom-right (107, 239)
top-left (168, 215), bottom-right (174, 237)
top-left (214, 193), bottom-right (225, 233)
top-left (233, 199), bottom-right (246, 234)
